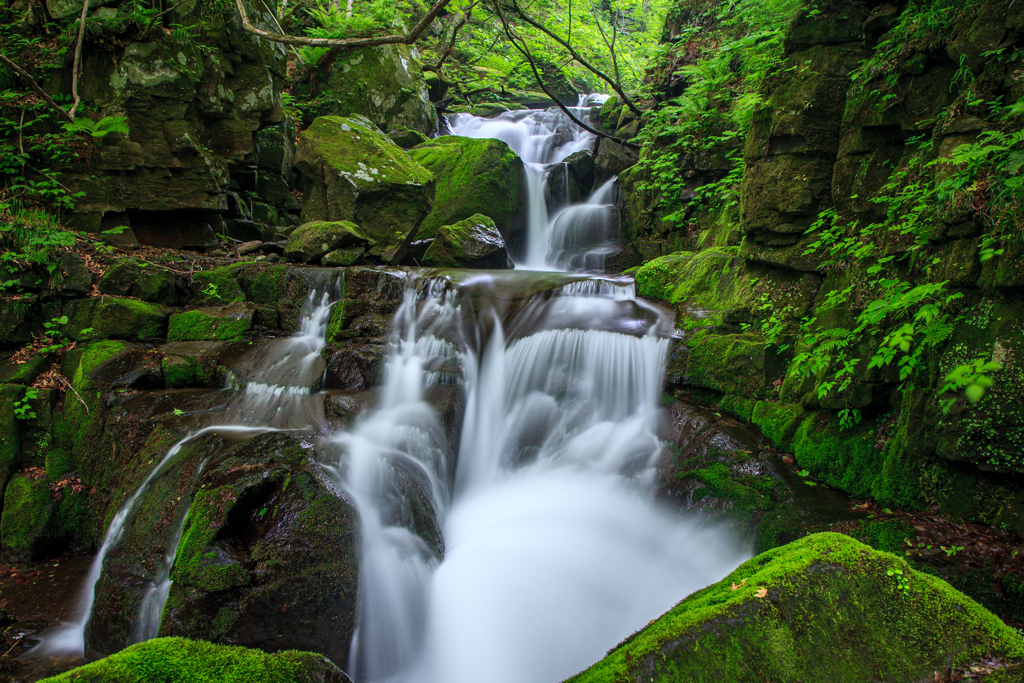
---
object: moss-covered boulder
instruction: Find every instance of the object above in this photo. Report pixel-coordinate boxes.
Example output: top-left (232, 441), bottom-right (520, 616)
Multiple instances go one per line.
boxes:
top-left (98, 259), bottom-right (179, 305)
top-left (0, 472), bottom-right (53, 563)
top-left (284, 221), bottom-right (370, 265)
top-left (167, 303), bottom-right (254, 342)
top-left (63, 297), bottom-right (171, 341)
top-left (315, 43), bottom-right (436, 136)
top-left (567, 533), bottom-right (1024, 683)
top-left (160, 433), bottom-right (359, 669)
top-left (422, 214), bottom-right (509, 269)
top-left (295, 115), bottom-right (434, 265)
top-left (408, 136), bottom-right (526, 244)
top-left (39, 637), bottom-right (351, 682)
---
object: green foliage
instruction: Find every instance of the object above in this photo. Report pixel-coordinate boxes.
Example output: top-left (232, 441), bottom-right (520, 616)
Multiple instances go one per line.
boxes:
top-left (13, 387), bottom-right (37, 421)
top-left (297, 1), bottom-right (404, 65)
top-left (632, 0), bottom-right (802, 227)
top-left (62, 116), bottom-right (130, 139)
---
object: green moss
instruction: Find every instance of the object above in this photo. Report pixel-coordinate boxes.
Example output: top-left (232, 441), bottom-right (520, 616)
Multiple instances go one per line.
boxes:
top-left (680, 456), bottom-right (778, 512)
top-left (684, 331), bottom-right (774, 397)
top-left (246, 266), bottom-right (288, 305)
top-left (718, 394), bottom-right (757, 422)
top-left (284, 221), bottom-right (369, 264)
top-left (192, 264), bottom-right (249, 306)
top-left (0, 474), bottom-right (52, 553)
top-left (750, 401), bottom-right (807, 452)
top-left (39, 637), bottom-right (342, 682)
top-left (408, 136), bottom-right (524, 240)
top-left (64, 298), bottom-right (169, 341)
top-left (569, 533), bottom-right (1024, 683)
top-left (167, 307), bottom-right (253, 342)
top-left (172, 487), bottom-right (251, 592)
top-left (45, 449), bottom-right (74, 481)
top-left (792, 413), bottom-right (880, 499)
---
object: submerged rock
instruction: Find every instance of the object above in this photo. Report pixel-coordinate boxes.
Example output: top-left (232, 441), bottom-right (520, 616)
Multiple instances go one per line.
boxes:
top-left (408, 136), bottom-right (526, 245)
top-left (44, 637), bottom-right (352, 682)
top-left (567, 533), bottom-right (1024, 683)
top-left (295, 115), bottom-right (434, 265)
top-left (160, 433), bottom-right (359, 669)
top-left (422, 214), bottom-right (509, 269)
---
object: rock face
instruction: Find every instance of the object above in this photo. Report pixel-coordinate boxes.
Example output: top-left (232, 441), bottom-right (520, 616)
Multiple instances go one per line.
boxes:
top-left (98, 258), bottom-right (180, 305)
top-left (422, 214), bottom-right (509, 269)
top-left (593, 138), bottom-right (638, 186)
top-left (305, 44), bottom-right (437, 136)
top-left (160, 433), bottom-right (359, 670)
top-left (568, 533), bottom-right (1024, 683)
top-left (295, 116), bottom-right (435, 265)
top-left (44, 637), bottom-right (353, 683)
top-left (408, 136), bottom-right (527, 246)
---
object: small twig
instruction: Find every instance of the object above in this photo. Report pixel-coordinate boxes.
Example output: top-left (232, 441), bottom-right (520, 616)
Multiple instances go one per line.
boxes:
top-left (18, 109), bottom-right (24, 157)
top-left (58, 374), bottom-right (89, 414)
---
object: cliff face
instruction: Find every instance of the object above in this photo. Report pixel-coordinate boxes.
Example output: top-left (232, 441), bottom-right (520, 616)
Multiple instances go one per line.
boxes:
top-left (624, 0), bottom-right (1024, 547)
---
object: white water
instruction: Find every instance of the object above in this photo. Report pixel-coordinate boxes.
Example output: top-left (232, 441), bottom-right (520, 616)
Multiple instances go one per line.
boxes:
top-left (326, 272), bottom-right (747, 683)
top-left (448, 95), bottom-right (620, 271)
top-left (39, 286), bottom-right (341, 657)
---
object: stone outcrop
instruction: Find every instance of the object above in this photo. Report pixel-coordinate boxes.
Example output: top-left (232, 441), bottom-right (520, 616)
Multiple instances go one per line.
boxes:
top-left (422, 214), bottom-right (509, 269)
top-left (294, 116), bottom-right (435, 265)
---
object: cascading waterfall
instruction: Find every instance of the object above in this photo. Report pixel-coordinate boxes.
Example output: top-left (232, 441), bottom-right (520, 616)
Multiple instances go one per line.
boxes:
top-left (325, 271), bottom-right (747, 683)
top-left (448, 96), bottom-right (618, 271)
top-left (39, 283), bottom-right (341, 657)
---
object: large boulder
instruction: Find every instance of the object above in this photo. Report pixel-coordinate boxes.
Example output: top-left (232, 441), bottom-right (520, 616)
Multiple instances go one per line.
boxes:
top-left (98, 258), bottom-right (179, 305)
top-left (43, 637), bottom-right (352, 682)
top-left (315, 44), bottom-right (436, 136)
top-left (593, 138), bottom-right (638, 185)
top-left (160, 433), bottom-right (359, 670)
top-left (422, 214), bottom-right (509, 269)
top-left (408, 136), bottom-right (526, 245)
top-left (295, 116), bottom-right (434, 265)
top-left (568, 533), bottom-right (1024, 683)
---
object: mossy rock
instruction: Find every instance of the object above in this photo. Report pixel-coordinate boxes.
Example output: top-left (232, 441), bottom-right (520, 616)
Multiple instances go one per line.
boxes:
top-left (567, 533), bottom-right (1024, 683)
top-left (422, 214), bottom-right (509, 269)
top-left (167, 303), bottom-right (254, 342)
top-left (38, 636), bottom-right (351, 682)
top-left (63, 298), bottom-right (171, 341)
top-left (408, 135), bottom-right (526, 244)
top-left (315, 43), bottom-right (436, 136)
top-left (284, 221), bottom-right (370, 265)
top-left (295, 115), bottom-right (434, 264)
top-left (750, 401), bottom-right (808, 453)
top-left (190, 264), bottom-right (249, 307)
top-left (0, 472), bottom-right (53, 563)
top-left (98, 258), bottom-right (179, 305)
top-left (0, 353), bottom-right (48, 385)
top-left (161, 433), bottom-right (359, 669)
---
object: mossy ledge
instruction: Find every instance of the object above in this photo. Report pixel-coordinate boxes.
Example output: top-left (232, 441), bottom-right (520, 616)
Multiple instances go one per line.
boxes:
top-left (565, 533), bottom-right (1024, 683)
top-left (38, 637), bottom-right (350, 682)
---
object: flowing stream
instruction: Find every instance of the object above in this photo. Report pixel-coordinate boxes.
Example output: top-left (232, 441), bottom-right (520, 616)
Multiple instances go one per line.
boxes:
top-left (36, 102), bottom-right (748, 683)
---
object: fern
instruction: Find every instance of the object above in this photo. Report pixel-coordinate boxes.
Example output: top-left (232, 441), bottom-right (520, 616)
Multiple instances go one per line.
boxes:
top-left (63, 116), bottom-right (130, 138)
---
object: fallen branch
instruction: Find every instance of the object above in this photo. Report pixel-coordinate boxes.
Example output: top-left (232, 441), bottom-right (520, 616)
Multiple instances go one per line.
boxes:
top-left (0, 55), bottom-right (73, 124)
top-left (57, 374), bottom-right (89, 414)
top-left (233, 0), bottom-right (452, 48)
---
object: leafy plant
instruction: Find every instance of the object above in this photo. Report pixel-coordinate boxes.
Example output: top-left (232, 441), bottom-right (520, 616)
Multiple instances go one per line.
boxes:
top-left (62, 115), bottom-right (130, 138)
top-left (13, 387), bottom-right (38, 421)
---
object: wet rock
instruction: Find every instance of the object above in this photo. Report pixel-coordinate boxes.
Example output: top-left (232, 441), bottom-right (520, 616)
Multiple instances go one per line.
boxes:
top-left (564, 149), bottom-right (595, 197)
top-left (0, 472), bottom-right (51, 563)
top-left (295, 116), bottom-right (434, 265)
top-left (389, 127), bottom-right (430, 149)
top-left (98, 258), bottom-right (180, 305)
top-left (63, 297), bottom-right (172, 341)
top-left (324, 344), bottom-right (386, 391)
top-left (167, 303), bottom-right (254, 342)
top-left (569, 533), bottom-right (1024, 683)
top-left (323, 247), bottom-right (365, 267)
top-left (408, 136), bottom-right (526, 248)
top-left (326, 266), bottom-right (408, 342)
top-left (160, 433), bottom-right (360, 669)
top-left (593, 138), bottom-right (638, 186)
top-left (284, 221), bottom-right (370, 265)
top-left (422, 214), bottom-right (509, 269)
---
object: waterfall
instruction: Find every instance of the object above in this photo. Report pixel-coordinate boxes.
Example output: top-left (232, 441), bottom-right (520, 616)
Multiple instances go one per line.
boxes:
top-left (39, 284), bottom-right (342, 657)
top-left (327, 271), bottom-right (747, 683)
top-left (447, 96), bottom-right (620, 272)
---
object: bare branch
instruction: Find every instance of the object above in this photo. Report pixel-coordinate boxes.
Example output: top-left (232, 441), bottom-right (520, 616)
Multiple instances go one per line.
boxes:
top-left (432, 6), bottom-right (471, 71)
top-left (492, 2), bottom-right (638, 149)
top-left (233, 0), bottom-right (452, 48)
top-left (506, 0), bottom-right (641, 116)
top-left (68, 0), bottom-right (90, 120)
top-left (0, 54), bottom-right (74, 124)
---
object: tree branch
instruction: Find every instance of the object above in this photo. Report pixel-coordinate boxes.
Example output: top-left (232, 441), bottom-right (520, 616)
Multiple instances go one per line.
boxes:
top-left (492, 3), bottom-right (638, 150)
top-left (507, 0), bottom-right (641, 116)
top-left (0, 55), bottom-right (73, 124)
top-left (431, 6), bottom-right (471, 71)
top-left (233, 0), bottom-right (452, 48)
top-left (68, 0), bottom-right (90, 120)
